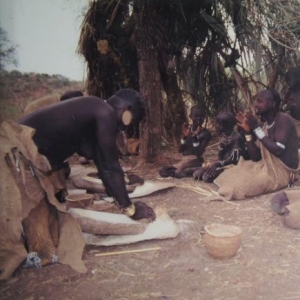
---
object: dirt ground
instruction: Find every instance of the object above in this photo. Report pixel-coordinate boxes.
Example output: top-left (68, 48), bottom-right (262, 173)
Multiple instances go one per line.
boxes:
top-left (1, 146), bottom-right (300, 300)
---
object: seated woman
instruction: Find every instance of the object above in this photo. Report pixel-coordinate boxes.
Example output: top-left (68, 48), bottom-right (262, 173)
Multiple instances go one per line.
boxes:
top-left (215, 89), bottom-right (299, 200)
top-left (193, 112), bottom-right (248, 182)
top-left (159, 104), bottom-right (211, 178)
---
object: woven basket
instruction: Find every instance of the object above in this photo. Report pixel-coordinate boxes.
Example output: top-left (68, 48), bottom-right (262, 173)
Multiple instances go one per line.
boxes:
top-left (66, 193), bottom-right (94, 209)
top-left (204, 223), bottom-right (242, 259)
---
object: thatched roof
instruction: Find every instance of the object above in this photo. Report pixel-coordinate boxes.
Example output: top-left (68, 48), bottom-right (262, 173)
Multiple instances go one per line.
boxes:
top-left (78, 0), bottom-right (300, 113)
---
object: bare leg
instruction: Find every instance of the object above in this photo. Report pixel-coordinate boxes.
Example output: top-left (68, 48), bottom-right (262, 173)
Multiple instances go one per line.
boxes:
top-left (193, 167), bottom-right (207, 180)
top-left (174, 158), bottom-right (203, 178)
top-left (202, 169), bottom-right (224, 183)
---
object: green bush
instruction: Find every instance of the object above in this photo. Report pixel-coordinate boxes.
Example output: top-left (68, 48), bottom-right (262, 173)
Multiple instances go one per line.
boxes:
top-left (0, 70), bottom-right (83, 123)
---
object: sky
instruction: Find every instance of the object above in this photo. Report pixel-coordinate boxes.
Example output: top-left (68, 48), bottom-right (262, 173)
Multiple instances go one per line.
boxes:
top-left (0, 0), bottom-right (89, 81)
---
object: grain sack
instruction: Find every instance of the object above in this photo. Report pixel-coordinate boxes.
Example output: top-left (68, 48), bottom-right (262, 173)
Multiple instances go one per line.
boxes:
top-left (214, 127), bottom-right (299, 200)
top-left (23, 94), bottom-right (60, 116)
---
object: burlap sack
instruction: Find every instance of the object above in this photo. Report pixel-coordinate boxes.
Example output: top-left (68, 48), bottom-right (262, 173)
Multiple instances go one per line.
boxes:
top-left (0, 121), bottom-right (86, 280)
top-left (214, 128), bottom-right (299, 200)
top-left (23, 94), bottom-right (60, 116)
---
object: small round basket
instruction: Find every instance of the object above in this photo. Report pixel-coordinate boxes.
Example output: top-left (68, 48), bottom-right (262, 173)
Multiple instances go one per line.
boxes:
top-left (66, 193), bottom-right (94, 209)
top-left (204, 223), bottom-right (242, 259)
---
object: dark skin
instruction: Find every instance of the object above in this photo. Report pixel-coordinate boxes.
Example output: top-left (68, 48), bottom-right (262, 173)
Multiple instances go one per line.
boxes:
top-left (19, 89), bottom-right (156, 221)
top-left (236, 89), bottom-right (299, 169)
top-left (175, 106), bottom-right (211, 178)
top-left (284, 67), bottom-right (300, 120)
top-left (179, 106), bottom-right (211, 158)
top-left (60, 90), bottom-right (84, 101)
top-left (114, 89), bottom-right (145, 139)
top-left (193, 112), bottom-right (247, 182)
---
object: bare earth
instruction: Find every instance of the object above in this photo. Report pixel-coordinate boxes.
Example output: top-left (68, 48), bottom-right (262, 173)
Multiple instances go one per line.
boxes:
top-left (1, 146), bottom-right (300, 300)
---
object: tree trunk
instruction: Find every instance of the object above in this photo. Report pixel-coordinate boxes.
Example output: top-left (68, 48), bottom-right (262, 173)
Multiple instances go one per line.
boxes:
top-left (162, 72), bottom-right (187, 147)
top-left (134, 1), bottom-right (163, 163)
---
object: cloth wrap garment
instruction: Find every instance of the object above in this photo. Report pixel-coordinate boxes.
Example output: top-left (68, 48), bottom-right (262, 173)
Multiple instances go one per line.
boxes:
top-left (214, 125), bottom-right (299, 201)
top-left (0, 120), bottom-right (86, 281)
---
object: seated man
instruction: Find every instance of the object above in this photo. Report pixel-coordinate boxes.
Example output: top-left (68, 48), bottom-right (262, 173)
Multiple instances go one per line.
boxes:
top-left (193, 112), bottom-right (248, 182)
top-left (159, 104), bottom-right (211, 178)
top-left (214, 89), bottom-right (299, 200)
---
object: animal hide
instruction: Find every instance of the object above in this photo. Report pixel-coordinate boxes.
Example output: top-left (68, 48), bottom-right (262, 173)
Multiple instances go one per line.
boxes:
top-left (103, 181), bottom-right (175, 201)
top-left (82, 210), bottom-right (179, 246)
top-left (0, 121), bottom-right (86, 280)
top-left (69, 166), bottom-right (136, 194)
top-left (68, 208), bottom-right (148, 235)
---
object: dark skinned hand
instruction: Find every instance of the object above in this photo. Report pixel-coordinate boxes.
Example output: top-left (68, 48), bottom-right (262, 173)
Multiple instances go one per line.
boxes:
top-left (182, 122), bottom-right (190, 138)
top-left (205, 162), bottom-right (219, 177)
top-left (131, 201), bottom-right (156, 221)
top-left (236, 111), bottom-right (259, 133)
top-left (244, 111), bottom-right (259, 131)
top-left (191, 125), bottom-right (202, 137)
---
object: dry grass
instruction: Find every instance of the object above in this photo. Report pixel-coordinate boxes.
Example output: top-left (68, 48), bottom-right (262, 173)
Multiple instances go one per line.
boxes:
top-left (2, 149), bottom-right (300, 300)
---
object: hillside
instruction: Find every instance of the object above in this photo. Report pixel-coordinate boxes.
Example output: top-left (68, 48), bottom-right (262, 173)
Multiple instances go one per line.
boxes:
top-left (0, 70), bottom-right (84, 122)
